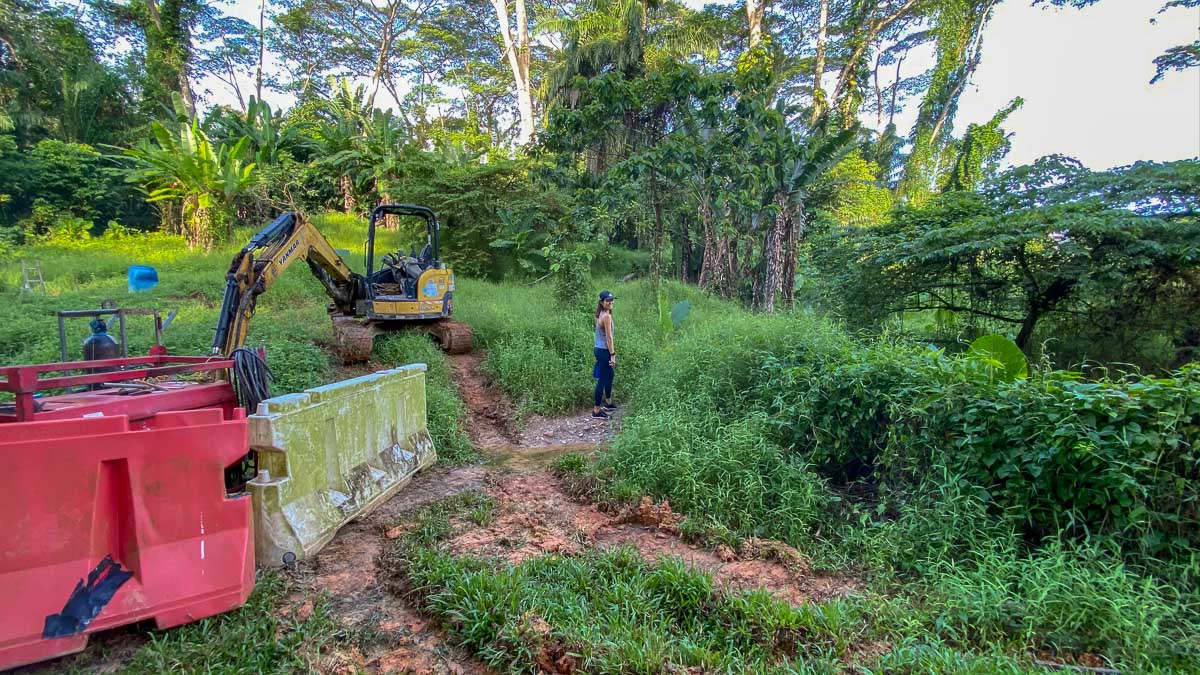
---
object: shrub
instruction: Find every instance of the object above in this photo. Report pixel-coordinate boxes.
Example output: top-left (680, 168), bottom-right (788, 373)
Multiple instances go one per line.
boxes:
top-left (768, 348), bottom-right (1200, 560)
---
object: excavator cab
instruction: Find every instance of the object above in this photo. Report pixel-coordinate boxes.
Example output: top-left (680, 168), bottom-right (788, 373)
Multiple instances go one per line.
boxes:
top-left (340, 204), bottom-right (471, 358)
top-left (364, 205), bottom-right (449, 305)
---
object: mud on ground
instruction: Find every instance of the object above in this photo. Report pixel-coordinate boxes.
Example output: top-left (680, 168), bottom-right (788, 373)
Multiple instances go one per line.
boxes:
top-left (296, 351), bottom-right (859, 673)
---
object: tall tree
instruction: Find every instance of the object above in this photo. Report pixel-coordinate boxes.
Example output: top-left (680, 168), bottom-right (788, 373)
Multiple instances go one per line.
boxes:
top-left (143, 0), bottom-right (197, 115)
top-left (490, 0), bottom-right (535, 144)
top-left (900, 0), bottom-right (997, 206)
top-left (269, 0), bottom-right (437, 109)
top-left (826, 0), bottom-right (923, 125)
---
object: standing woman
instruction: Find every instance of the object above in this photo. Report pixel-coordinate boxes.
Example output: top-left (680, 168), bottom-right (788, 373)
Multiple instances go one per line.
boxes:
top-left (592, 290), bottom-right (617, 418)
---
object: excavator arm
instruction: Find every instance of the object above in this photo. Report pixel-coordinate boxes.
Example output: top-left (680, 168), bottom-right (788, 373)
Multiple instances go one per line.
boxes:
top-left (212, 212), bottom-right (366, 356)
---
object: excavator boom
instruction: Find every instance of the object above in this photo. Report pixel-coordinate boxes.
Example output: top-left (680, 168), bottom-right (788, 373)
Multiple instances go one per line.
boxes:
top-left (212, 213), bottom-right (364, 357)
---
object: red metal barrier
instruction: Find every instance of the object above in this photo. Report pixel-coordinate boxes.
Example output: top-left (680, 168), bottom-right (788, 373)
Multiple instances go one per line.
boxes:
top-left (0, 353), bottom-right (255, 670)
top-left (0, 353), bottom-right (235, 424)
top-left (0, 408), bottom-right (254, 670)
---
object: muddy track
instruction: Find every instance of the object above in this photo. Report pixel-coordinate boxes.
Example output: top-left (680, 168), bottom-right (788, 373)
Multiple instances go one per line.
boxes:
top-left (446, 352), bottom-right (619, 468)
top-left (291, 350), bottom-right (623, 674)
top-left (291, 349), bottom-right (863, 673)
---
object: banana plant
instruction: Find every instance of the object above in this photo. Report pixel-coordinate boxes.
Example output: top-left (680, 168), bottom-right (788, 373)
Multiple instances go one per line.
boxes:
top-left (315, 78), bottom-right (373, 213)
top-left (124, 113), bottom-right (256, 250)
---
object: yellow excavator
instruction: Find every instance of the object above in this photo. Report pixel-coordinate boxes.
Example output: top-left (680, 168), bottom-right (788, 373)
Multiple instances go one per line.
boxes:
top-left (212, 204), bottom-right (473, 363)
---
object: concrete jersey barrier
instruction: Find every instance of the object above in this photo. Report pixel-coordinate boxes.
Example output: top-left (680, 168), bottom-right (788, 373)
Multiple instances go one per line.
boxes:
top-left (246, 364), bottom-right (437, 565)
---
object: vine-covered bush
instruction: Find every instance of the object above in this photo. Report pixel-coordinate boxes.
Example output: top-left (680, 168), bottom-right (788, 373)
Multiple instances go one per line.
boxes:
top-left (767, 345), bottom-right (1200, 559)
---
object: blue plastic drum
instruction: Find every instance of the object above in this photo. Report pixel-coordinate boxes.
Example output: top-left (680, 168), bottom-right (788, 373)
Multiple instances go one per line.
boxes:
top-left (128, 265), bottom-right (158, 292)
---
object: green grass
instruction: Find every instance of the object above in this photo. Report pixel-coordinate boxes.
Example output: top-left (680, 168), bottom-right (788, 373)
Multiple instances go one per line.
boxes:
top-left (577, 310), bottom-right (1200, 672)
top-left (454, 276), bottom-right (733, 418)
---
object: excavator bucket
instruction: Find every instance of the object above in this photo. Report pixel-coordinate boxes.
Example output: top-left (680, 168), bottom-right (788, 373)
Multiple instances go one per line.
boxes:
top-left (246, 364), bottom-right (436, 565)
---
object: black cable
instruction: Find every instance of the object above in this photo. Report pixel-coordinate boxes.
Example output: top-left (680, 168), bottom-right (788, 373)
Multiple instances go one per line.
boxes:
top-left (230, 347), bottom-right (274, 414)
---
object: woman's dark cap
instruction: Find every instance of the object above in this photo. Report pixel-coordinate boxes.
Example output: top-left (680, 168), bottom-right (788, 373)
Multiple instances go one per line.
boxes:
top-left (599, 290), bottom-right (615, 301)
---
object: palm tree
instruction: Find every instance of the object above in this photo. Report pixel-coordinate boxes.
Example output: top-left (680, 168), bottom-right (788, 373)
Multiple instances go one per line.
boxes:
top-left (748, 105), bottom-right (859, 312)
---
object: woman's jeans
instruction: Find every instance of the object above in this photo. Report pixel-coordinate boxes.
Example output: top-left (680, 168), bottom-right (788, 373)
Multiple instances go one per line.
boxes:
top-left (594, 348), bottom-right (614, 406)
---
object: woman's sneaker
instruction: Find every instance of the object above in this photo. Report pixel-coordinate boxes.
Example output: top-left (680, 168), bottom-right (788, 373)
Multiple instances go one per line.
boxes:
top-left (591, 410), bottom-right (609, 419)
top-left (603, 402), bottom-right (618, 410)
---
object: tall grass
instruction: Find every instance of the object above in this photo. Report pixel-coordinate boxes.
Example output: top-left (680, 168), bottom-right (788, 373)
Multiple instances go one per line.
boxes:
top-left (453, 276), bottom-right (733, 417)
top-left (590, 311), bottom-right (1200, 672)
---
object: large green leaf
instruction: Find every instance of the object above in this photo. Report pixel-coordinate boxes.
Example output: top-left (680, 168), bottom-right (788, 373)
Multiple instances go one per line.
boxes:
top-left (966, 334), bottom-right (1028, 382)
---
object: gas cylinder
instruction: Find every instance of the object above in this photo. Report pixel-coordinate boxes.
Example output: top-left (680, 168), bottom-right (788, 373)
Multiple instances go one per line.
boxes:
top-left (83, 318), bottom-right (120, 361)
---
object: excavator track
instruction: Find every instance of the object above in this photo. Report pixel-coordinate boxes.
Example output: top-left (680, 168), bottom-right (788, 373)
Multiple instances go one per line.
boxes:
top-left (331, 315), bottom-right (378, 364)
top-left (425, 319), bottom-right (473, 354)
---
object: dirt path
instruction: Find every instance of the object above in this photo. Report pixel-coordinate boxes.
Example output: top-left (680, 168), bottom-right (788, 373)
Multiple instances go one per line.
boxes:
top-left (446, 352), bottom-right (619, 468)
top-left (295, 349), bottom-right (862, 674)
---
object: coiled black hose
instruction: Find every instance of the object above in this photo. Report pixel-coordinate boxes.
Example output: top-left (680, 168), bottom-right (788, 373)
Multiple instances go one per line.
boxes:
top-left (230, 347), bottom-right (274, 414)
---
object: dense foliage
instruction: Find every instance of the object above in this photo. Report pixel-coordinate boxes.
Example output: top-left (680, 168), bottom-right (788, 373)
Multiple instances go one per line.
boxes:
top-left (584, 311), bottom-right (1198, 670)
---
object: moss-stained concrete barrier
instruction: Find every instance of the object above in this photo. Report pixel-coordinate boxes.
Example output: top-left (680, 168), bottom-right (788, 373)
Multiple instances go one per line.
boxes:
top-left (246, 364), bottom-right (436, 566)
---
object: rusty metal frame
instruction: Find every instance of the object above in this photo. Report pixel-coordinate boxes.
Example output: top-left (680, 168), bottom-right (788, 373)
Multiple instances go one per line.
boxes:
top-left (0, 355), bottom-right (235, 423)
top-left (56, 305), bottom-right (175, 362)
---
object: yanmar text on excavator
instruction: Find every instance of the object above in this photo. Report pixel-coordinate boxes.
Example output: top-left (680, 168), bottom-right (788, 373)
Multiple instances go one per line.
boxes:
top-left (212, 203), bottom-right (473, 362)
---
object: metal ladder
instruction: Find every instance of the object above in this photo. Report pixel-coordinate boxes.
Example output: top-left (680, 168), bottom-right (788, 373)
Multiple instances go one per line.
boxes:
top-left (20, 259), bottom-right (46, 295)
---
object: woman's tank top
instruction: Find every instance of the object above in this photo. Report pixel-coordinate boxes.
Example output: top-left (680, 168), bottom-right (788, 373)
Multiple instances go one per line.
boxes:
top-left (595, 314), bottom-right (611, 350)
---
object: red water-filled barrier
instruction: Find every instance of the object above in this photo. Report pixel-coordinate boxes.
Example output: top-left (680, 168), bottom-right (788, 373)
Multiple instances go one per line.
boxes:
top-left (0, 356), bottom-right (255, 670)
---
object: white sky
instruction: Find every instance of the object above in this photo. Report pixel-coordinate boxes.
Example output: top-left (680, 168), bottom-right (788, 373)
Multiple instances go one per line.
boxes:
top-left (211, 0), bottom-right (1200, 170)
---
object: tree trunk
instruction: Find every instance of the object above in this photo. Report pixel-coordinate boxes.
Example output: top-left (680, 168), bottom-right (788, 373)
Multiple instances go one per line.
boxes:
top-left (1016, 308), bottom-right (1039, 351)
top-left (698, 198), bottom-right (717, 290)
top-left (649, 170), bottom-right (665, 296)
top-left (186, 197), bottom-right (213, 251)
top-left (746, 0), bottom-right (766, 49)
top-left (810, 0), bottom-right (828, 123)
top-left (757, 193), bottom-right (788, 313)
top-left (781, 209), bottom-right (796, 310)
top-left (492, 0), bottom-right (535, 144)
top-left (255, 0), bottom-right (265, 101)
top-left (782, 205), bottom-right (806, 309)
top-left (143, 0), bottom-right (195, 116)
top-left (157, 200), bottom-right (181, 235)
top-left (679, 216), bottom-right (693, 282)
top-left (380, 187), bottom-right (397, 229)
top-left (341, 175), bottom-right (356, 214)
